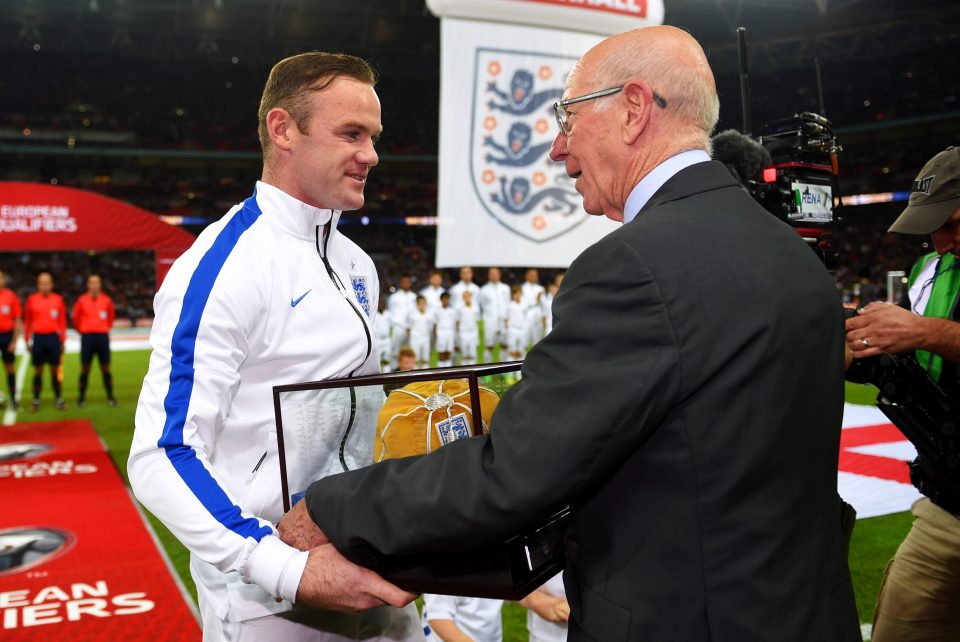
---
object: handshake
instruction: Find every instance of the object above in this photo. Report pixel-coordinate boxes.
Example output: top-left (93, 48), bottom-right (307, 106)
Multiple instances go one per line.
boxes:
top-left (276, 500), bottom-right (417, 613)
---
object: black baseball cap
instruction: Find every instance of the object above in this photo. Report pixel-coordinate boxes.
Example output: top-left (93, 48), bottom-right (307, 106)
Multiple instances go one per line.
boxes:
top-left (888, 147), bottom-right (960, 235)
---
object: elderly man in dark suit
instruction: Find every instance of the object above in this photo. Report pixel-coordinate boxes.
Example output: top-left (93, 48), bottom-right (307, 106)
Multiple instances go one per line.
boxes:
top-left (279, 26), bottom-right (861, 641)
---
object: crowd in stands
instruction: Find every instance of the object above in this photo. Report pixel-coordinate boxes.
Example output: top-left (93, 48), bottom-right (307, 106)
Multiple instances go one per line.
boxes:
top-left (0, 41), bottom-right (960, 196)
top-left (6, 44), bottom-right (957, 157)
top-left (831, 210), bottom-right (932, 306)
top-left (2, 48), bottom-right (438, 155)
top-left (712, 54), bottom-right (960, 135)
top-left (838, 133), bottom-right (960, 196)
top-left (0, 251), bottom-right (156, 327)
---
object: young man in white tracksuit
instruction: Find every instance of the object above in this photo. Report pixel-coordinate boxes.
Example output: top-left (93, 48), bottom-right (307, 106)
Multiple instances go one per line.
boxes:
top-left (128, 52), bottom-right (420, 641)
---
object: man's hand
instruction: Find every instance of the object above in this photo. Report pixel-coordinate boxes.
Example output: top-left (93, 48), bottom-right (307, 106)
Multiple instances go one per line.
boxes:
top-left (295, 544), bottom-right (416, 612)
top-left (845, 302), bottom-right (926, 358)
top-left (278, 499), bottom-right (329, 551)
top-left (519, 589), bottom-right (570, 623)
top-left (537, 595), bottom-right (570, 623)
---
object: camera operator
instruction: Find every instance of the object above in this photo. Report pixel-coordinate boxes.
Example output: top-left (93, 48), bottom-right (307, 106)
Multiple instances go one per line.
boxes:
top-left (846, 146), bottom-right (960, 641)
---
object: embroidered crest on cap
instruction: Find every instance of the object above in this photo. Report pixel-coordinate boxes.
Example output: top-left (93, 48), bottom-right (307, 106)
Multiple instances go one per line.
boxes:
top-left (913, 175), bottom-right (935, 195)
top-left (436, 412), bottom-right (471, 445)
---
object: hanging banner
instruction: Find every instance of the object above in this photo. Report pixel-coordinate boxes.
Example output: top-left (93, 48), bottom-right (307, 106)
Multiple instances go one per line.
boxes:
top-left (428, 0), bottom-right (664, 268)
top-left (0, 182), bottom-right (195, 253)
top-left (434, 19), bottom-right (612, 267)
top-left (0, 182), bottom-right (193, 287)
top-left (427, 0), bottom-right (664, 36)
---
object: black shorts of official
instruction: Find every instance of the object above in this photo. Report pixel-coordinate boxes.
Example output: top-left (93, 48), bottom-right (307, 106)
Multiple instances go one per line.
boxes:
top-left (80, 333), bottom-right (111, 366)
top-left (31, 333), bottom-right (62, 367)
top-left (0, 332), bottom-right (13, 365)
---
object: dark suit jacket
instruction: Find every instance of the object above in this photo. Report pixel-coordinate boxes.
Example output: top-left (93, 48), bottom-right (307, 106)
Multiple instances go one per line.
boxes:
top-left (306, 161), bottom-right (861, 641)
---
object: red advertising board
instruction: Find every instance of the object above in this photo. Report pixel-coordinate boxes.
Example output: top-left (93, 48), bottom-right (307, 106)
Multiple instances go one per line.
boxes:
top-left (0, 420), bottom-right (199, 641)
top-left (0, 182), bottom-right (194, 288)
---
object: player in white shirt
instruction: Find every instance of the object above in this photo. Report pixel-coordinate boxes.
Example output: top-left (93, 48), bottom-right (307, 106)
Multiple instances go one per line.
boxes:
top-left (419, 270), bottom-right (445, 357)
top-left (434, 292), bottom-right (456, 367)
top-left (456, 290), bottom-right (480, 366)
top-left (526, 291), bottom-right (546, 346)
top-left (479, 267), bottom-right (511, 363)
top-left (505, 285), bottom-right (528, 367)
top-left (374, 298), bottom-right (394, 373)
top-left (406, 296), bottom-right (434, 369)
top-left (448, 267), bottom-right (480, 311)
top-left (449, 267), bottom-right (479, 361)
top-left (388, 274), bottom-right (418, 358)
top-left (422, 594), bottom-right (503, 642)
top-left (419, 270), bottom-right (446, 313)
top-left (542, 282), bottom-right (559, 336)
top-left (520, 573), bottom-right (569, 642)
top-left (520, 267), bottom-right (545, 311)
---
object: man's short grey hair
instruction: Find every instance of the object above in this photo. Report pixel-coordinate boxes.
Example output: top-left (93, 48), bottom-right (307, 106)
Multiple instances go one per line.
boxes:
top-left (581, 40), bottom-right (720, 148)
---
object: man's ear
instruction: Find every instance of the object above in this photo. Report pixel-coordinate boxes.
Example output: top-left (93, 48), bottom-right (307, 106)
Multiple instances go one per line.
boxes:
top-left (621, 79), bottom-right (654, 145)
top-left (266, 107), bottom-right (294, 152)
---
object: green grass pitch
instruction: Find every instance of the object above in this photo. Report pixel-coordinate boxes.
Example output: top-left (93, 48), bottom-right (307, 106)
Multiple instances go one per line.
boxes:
top-left (14, 351), bottom-right (909, 638)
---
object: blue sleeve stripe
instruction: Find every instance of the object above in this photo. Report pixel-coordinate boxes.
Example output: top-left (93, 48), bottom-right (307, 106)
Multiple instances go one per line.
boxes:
top-left (157, 192), bottom-right (273, 542)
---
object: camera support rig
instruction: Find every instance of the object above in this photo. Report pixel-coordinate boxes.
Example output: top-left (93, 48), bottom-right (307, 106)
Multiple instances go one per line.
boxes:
top-left (847, 352), bottom-right (960, 515)
top-left (736, 29), bottom-right (843, 268)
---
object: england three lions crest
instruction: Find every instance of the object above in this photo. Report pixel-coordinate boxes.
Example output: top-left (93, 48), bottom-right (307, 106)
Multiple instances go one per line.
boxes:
top-left (350, 274), bottom-right (372, 318)
top-left (470, 48), bottom-right (588, 243)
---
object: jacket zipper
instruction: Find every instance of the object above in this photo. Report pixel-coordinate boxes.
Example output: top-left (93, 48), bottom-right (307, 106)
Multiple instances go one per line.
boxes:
top-left (315, 223), bottom-right (373, 471)
top-left (247, 451), bottom-right (267, 483)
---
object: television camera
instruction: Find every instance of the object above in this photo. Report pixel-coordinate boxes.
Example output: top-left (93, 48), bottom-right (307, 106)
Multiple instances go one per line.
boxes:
top-left (716, 28), bottom-right (842, 268)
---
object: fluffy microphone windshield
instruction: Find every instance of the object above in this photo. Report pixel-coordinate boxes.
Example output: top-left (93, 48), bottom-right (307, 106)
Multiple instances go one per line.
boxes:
top-left (711, 129), bottom-right (773, 184)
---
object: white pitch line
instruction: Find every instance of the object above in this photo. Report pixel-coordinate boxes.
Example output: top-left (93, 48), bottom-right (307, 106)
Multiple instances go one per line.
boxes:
top-left (3, 347), bottom-right (29, 426)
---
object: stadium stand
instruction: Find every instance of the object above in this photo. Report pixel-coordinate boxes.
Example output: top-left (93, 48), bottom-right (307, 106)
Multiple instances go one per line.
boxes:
top-left (0, 251), bottom-right (156, 327)
top-left (1, 1), bottom-right (959, 319)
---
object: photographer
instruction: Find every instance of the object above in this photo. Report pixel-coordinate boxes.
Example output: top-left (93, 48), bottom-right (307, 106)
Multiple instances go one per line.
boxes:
top-left (846, 147), bottom-right (960, 641)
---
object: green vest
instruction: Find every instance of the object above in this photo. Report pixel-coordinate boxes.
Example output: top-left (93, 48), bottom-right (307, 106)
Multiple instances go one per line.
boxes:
top-left (908, 252), bottom-right (960, 382)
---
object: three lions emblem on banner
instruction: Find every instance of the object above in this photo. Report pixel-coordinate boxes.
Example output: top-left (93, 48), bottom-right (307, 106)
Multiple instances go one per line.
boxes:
top-left (470, 48), bottom-right (589, 243)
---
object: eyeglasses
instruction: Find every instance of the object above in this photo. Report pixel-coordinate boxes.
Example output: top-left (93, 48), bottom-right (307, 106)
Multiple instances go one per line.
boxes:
top-left (552, 86), bottom-right (668, 134)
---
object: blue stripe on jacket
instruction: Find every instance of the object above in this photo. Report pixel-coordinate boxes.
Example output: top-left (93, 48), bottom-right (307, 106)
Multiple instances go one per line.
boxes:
top-left (157, 193), bottom-right (273, 541)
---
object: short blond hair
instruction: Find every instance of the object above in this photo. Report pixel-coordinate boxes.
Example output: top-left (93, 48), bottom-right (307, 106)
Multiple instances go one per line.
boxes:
top-left (258, 52), bottom-right (377, 159)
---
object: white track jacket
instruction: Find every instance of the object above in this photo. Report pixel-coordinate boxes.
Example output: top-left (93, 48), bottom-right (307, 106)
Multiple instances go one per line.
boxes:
top-left (129, 182), bottom-right (418, 636)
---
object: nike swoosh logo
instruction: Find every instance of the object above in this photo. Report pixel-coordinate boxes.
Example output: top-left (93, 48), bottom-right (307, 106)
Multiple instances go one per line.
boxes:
top-left (291, 289), bottom-right (312, 308)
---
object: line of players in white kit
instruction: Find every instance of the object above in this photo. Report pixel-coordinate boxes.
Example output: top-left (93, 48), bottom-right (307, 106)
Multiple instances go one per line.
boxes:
top-left (374, 267), bottom-right (570, 640)
top-left (374, 267), bottom-right (563, 371)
